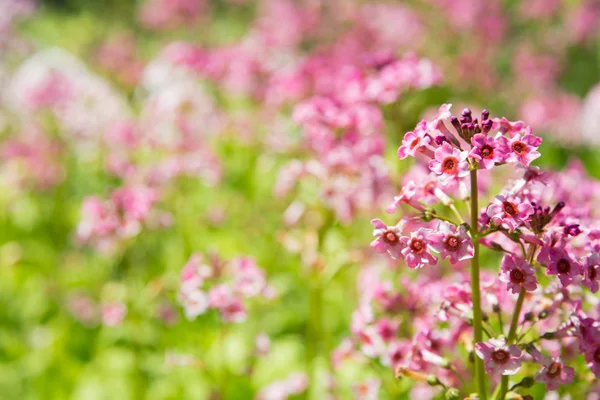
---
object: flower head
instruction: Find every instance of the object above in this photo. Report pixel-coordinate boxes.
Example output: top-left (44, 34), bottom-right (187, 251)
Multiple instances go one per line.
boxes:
top-left (400, 228), bottom-right (438, 269)
top-left (486, 193), bottom-right (533, 232)
top-left (539, 246), bottom-right (583, 287)
top-left (534, 359), bottom-right (575, 390)
top-left (497, 131), bottom-right (542, 166)
top-left (470, 133), bottom-right (504, 169)
top-left (429, 221), bottom-right (474, 264)
top-left (475, 338), bottom-right (523, 376)
top-left (397, 128), bottom-right (431, 159)
top-left (371, 218), bottom-right (407, 259)
top-left (428, 142), bottom-right (469, 186)
top-left (499, 254), bottom-right (538, 294)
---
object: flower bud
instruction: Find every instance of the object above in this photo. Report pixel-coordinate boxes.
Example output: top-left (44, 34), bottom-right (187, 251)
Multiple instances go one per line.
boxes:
top-left (445, 388), bottom-right (461, 400)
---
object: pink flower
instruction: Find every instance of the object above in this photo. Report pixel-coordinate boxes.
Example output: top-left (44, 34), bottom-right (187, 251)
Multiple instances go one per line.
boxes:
top-left (583, 252), bottom-right (600, 293)
top-left (101, 302), bottom-right (127, 327)
top-left (370, 218), bottom-right (407, 259)
top-left (400, 228), bottom-right (438, 269)
top-left (178, 289), bottom-right (209, 320)
top-left (539, 247), bottom-right (583, 287)
top-left (353, 378), bottom-right (381, 400)
top-left (428, 142), bottom-right (469, 186)
top-left (499, 254), bottom-right (538, 294)
top-left (497, 132), bottom-right (542, 166)
top-left (492, 117), bottom-right (528, 137)
top-left (486, 193), bottom-right (533, 232)
top-left (584, 345), bottom-right (600, 378)
top-left (534, 359), bottom-right (575, 390)
top-left (397, 129), bottom-right (431, 159)
top-left (429, 221), bottom-right (474, 264)
top-left (475, 338), bottom-right (523, 376)
top-left (470, 134), bottom-right (504, 170)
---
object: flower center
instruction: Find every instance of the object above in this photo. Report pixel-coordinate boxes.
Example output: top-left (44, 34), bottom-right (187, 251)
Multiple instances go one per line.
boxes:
top-left (383, 230), bottom-right (399, 245)
top-left (491, 349), bottom-right (509, 364)
top-left (502, 201), bottom-right (518, 217)
top-left (557, 259), bottom-right (571, 274)
top-left (481, 145), bottom-right (493, 158)
top-left (410, 137), bottom-right (421, 149)
top-left (442, 156), bottom-right (458, 174)
top-left (595, 347), bottom-right (600, 363)
top-left (546, 362), bottom-right (562, 378)
top-left (444, 235), bottom-right (461, 251)
top-left (589, 265), bottom-right (598, 280)
top-left (410, 238), bottom-right (426, 254)
top-left (424, 181), bottom-right (436, 195)
top-left (512, 141), bottom-right (527, 156)
top-left (509, 267), bottom-right (526, 284)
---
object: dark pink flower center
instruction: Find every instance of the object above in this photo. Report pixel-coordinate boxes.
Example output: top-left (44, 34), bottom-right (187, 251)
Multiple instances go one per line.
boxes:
top-left (444, 235), bottom-right (461, 251)
top-left (410, 138), bottom-right (421, 149)
top-left (589, 265), bottom-right (598, 280)
top-left (512, 141), bottom-right (527, 156)
top-left (546, 362), bottom-right (562, 378)
top-left (442, 156), bottom-right (458, 174)
top-left (502, 201), bottom-right (519, 217)
top-left (424, 181), bottom-right (436, 195)
top-left (383, 230), bottom-right (399, 245)
top-left (491, 349), bottom-right (510, 364)
top-left (410, 238), bottom-right (426, 254)
top-left (557, 259), bottom-right (571, 274)
top-left (481, 145), bottom-right (494, 158)
top-left (509, 267), bottom-right (526, 284)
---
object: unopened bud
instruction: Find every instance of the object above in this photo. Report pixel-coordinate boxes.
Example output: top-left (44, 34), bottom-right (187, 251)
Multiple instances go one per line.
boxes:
top-left (523, 312), bottom-right (535, 322)
top-left (445, 388), bottom-right (461, 400)
top-left (538, 310), bottom-right (549, 320)
top-left (506, 392), bottom-right (524, 400)
top-left (427, 375), bottom-right (439, 387)
top-left (519, 377), bottom-right (535, 388)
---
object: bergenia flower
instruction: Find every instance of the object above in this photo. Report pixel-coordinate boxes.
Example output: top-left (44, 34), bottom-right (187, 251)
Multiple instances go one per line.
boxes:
top-left (470, 133), bottom-right (504, 169)
top-left (534, 359), bottom-right (575, 390)
top-left (475, 338), bottom-right (523, 376)
top-left (499, 254), bottom-right (538, 294)
top-left (428, 142), bottom-right (469, 185)
top-left (486, 193), bottom-right (533, 231)
top-left (371, 218), bottom-right (407, 259)
top-left (429, 221), bottom-right (474, 264)
top-left (539, 246), bottom-right (583, 287)
top-left (497, 132), bottom-right (542, 166)
top-left (400, 228), bottom-right (438, 269)
top-left (397, 128), bottom-right (431, 159)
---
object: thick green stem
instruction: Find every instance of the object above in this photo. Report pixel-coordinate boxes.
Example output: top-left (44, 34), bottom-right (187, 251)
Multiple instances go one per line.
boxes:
top-left (496, 244), bottom-right (537, 399)
top-left (470, 170), bottom-right (488, 400)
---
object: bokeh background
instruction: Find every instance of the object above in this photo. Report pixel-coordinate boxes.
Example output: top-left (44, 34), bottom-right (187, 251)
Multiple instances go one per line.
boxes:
top-left (1, 0), bottom-right (600, 399)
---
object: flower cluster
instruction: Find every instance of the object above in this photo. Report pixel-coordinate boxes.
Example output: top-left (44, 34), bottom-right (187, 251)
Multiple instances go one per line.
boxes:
top-left (178, 253), bottom-right (275, 323)
top-left (367, 105), bottom-right (600, 397)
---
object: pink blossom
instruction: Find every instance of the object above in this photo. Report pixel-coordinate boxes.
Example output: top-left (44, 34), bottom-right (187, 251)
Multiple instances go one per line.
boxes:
top-left (400, 228), bottom-right (438, 269)
top-left (428, 142), bottom-right (469, 186)
top-left (499, 254), bottom-right (538, 294)
top-left (475, 338), bottom-right (523, 376)
top-left (255, 372), bottom-right (308, 400)
top-left (429, 221), bottom-right (474, 264)
top-left (497, 132), bottom-right (541, 166)
top-left (491, 118), bottom-right (528, 137)
top-left (101, 302), bottom-right (127, 327)
top-left (470, 133), bottom-right (504, 170)
top-left (534, 359), bottom-right (575, 390)
top-left (583, 252), bottom-right (600, 293)
top-left (178, 289), bottom-right (209, 320)
top-left (353, 378), bottom-right (380, 400)
top-left (539, 247), bottom-right (583, 287)
top-left (486, 193), bottom-right (533, 232)
top-left (397, 128), bottom-right (431, 159)
top-left (370, 218), bottom-right (407, 259)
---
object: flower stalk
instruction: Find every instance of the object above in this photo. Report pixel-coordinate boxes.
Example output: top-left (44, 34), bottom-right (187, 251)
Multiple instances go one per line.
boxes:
top-left (470, 169), bottom-right (488, 400)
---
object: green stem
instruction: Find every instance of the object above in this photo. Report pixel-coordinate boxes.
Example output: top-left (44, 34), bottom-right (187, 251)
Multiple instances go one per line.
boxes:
top-left (497, 244), bottom-right (536, 400)
top-left (470, 170), bottom-right (488, 400)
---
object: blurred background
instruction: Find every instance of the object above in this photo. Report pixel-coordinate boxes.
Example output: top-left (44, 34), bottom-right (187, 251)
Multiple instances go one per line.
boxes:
top-left (1, 0), bottom-right (600, 399)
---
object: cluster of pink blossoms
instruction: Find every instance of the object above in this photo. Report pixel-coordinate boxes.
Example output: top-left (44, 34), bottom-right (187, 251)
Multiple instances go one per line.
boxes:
top-left (360, 104), bottom-right (600, 397)
top-left (178, 253), bottom-right (275, 323)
